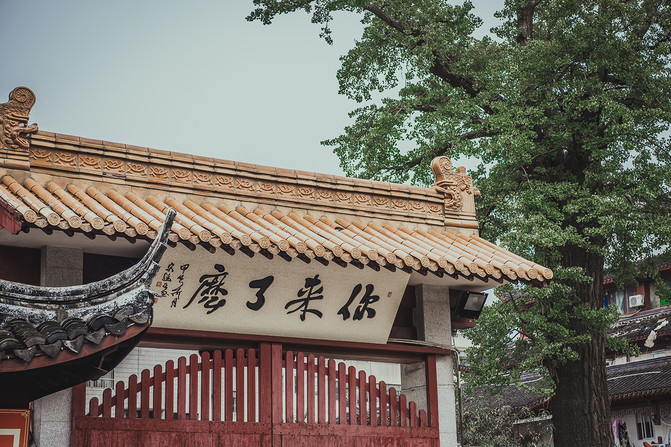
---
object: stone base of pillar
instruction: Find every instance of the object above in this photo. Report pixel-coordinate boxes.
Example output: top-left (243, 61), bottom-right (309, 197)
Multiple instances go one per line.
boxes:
top-left (32, 388), bottom-right (73, 447)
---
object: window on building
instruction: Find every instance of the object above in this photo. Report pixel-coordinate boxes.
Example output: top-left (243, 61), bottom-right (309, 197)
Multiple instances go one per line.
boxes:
top-left (607, 286), bottom-right (639, 315)
top-left (608, 289), bottom-right (626, 314)
top-left (87, 370), bottom-right (114, 389)
top-left (662, 277), bottom-right (671, 306)
top-left (636, 413), bottom-right (654, 439)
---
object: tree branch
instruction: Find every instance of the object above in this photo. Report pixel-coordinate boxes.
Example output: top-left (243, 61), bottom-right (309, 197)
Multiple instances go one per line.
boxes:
top-left (516, 0), bottom-right (543, 45)
top-left (383, 127), bottom-right (495, 172)
top-left (365, 3), bottom-right (497, 113)
top-left (429, 57), bottom-right (481, 99)
top-left (364, 5), bottom-right (418, 36)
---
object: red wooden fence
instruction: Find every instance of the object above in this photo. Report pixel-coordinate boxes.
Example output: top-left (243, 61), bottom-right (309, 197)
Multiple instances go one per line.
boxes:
top-left (86, 349), bottom-right (259, 422)
top-left (72, 343), bottom-right (439, 446)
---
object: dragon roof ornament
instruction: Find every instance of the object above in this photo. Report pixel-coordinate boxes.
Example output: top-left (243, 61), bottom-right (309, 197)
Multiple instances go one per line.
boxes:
top-left (430, 156), bottom-right (479, 214)
top-left (0, 86), bottom-right (38, 151)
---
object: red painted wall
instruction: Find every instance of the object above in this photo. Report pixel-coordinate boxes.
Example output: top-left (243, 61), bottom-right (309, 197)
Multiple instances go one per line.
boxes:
top-left (83, 253), bottom-right (138, 284)
top-left (0, 245), bottom-right (40, 285)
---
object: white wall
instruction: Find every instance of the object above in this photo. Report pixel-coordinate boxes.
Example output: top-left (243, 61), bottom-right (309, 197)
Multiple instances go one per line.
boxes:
top-left (85, 347), bottom-right (197, 415)
top-left (612, 411), bottom-right (671, 447)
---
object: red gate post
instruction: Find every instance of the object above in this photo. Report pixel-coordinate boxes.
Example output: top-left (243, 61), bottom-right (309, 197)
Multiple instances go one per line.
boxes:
top-left (71, 383), bottom-right (86, 447)
top-left (248, 348), bottom-right (257, 423)
top-left (225, 349), bottom-right (234, 421)
top-left (71, 383), bottom-right (86, 417)
top-left (271, 343), bottom-right (283, 425)
top-left (269, 343), bottom-right (284, 446)
top-left (259, 343), bottom-right (272, 424)
top-left (236, 348), bottom-right (245, 422)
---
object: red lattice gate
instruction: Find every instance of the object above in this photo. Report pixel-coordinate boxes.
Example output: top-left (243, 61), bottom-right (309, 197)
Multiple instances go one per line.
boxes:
top-left (72, 343), bottom-right (439, 446)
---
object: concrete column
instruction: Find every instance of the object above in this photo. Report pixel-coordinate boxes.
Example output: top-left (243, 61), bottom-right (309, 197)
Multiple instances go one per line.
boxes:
top-left (40, 245), bottom-right (83, 287)
top-left (400, 284), bottom-right (458, 446)
top-left (33, 246), bottom-right (83, 447)
top-left (32, 388), bottom-right (73, 447)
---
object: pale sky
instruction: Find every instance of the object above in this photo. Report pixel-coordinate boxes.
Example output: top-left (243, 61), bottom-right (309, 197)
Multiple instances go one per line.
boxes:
top-left (0, 1), bottom-right (502, 177)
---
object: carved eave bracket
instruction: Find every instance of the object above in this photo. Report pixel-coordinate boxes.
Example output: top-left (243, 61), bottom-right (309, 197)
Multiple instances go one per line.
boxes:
top-left (430, 156), bottom-right (480, 216)
top-left (1, 87), bottom-right (38, 152)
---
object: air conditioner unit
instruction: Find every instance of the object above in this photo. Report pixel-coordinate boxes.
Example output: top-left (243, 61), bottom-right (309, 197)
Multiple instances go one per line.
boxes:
top-left (628, 294), bottom-right (645, 308)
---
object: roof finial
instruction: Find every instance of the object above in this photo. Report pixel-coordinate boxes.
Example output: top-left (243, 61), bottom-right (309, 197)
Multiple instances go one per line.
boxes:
top-left (430, 156), bottom-right (479, 214)
top-left (1, 86), bottom-right (38, 151)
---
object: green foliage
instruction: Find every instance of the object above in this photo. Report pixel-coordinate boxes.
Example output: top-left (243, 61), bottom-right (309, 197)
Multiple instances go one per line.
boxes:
top-left (250, 1), bottom-right (671, 442)
top-left (463, 280), bottom-right (635, 395)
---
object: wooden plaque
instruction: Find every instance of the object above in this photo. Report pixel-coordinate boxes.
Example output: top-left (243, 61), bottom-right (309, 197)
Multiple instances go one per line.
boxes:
top-left (0, 409), bottom-right (29, 447)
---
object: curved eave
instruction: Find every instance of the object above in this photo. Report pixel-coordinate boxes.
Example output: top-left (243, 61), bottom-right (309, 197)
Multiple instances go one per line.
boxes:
top-left (0, 196), bottom-right (22, 234)
top-left (0, 209), bottom-right (174, 307)
top-left (610, 388), bottom-right (671, 403)
top-left (0, 324), bottom-right (148, 406)
top-left (0, 211), bottom-right (173, 367)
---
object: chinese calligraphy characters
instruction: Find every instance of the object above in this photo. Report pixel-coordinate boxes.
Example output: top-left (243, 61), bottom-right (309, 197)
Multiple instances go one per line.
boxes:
top-left (183, 264), bottom-right (228, 314)
top-left (247, 276), bottom-right (274, 311)
top-left (337, 283), bottom-right (380, 320)
top-left (285, 274), bottom-right (324, 321)
top-left (164, 262), bottom-right (383, 323)
top-left (171, 264), bottom-right (189, 307)
top-left (157, 262), bottom-right (190, 308)
top-left (181, 265), bottom-right (276, 314)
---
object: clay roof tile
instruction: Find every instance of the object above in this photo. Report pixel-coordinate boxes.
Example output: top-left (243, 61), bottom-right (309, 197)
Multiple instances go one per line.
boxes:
top-left (0, 172), bottom-right (551, 284)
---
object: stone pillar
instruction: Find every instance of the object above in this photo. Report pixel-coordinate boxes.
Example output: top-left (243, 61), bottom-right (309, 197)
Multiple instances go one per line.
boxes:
top-left (400, 284), bottom-right (457, 446)
top-left (32, 389), bottom-right (74, 447)
top-left (40, 245), bottom-right (84, 287)
top-left (33, 246), bottom-right (83, 447)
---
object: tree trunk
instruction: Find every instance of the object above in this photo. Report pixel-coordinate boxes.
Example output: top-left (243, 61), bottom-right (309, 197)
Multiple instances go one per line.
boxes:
top-left (551, 333), bottom-right (614, 446)
top-left (550, 246), bottom-right (615, 447)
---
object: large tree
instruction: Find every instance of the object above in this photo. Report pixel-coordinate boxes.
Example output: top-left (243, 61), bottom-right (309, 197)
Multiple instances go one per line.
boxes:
top-left (248, 1), bottom-right (671, 445)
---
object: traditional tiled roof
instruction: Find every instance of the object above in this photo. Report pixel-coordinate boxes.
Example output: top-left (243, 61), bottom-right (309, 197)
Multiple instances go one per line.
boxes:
top-left (0, 170), bottom-right (551, 285)
top-left (0, 306), bottom-right (148, 361)
top-left (608, 357), bottom-right (671, 402)
top-left (609, 306), bottom-right (671, 349)
top-left (479, 356), bottom-right (671, 411)
top-left (468, 371), bottom-right (551, 411)
top-left (0, 87), bottom-right (552, 286)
